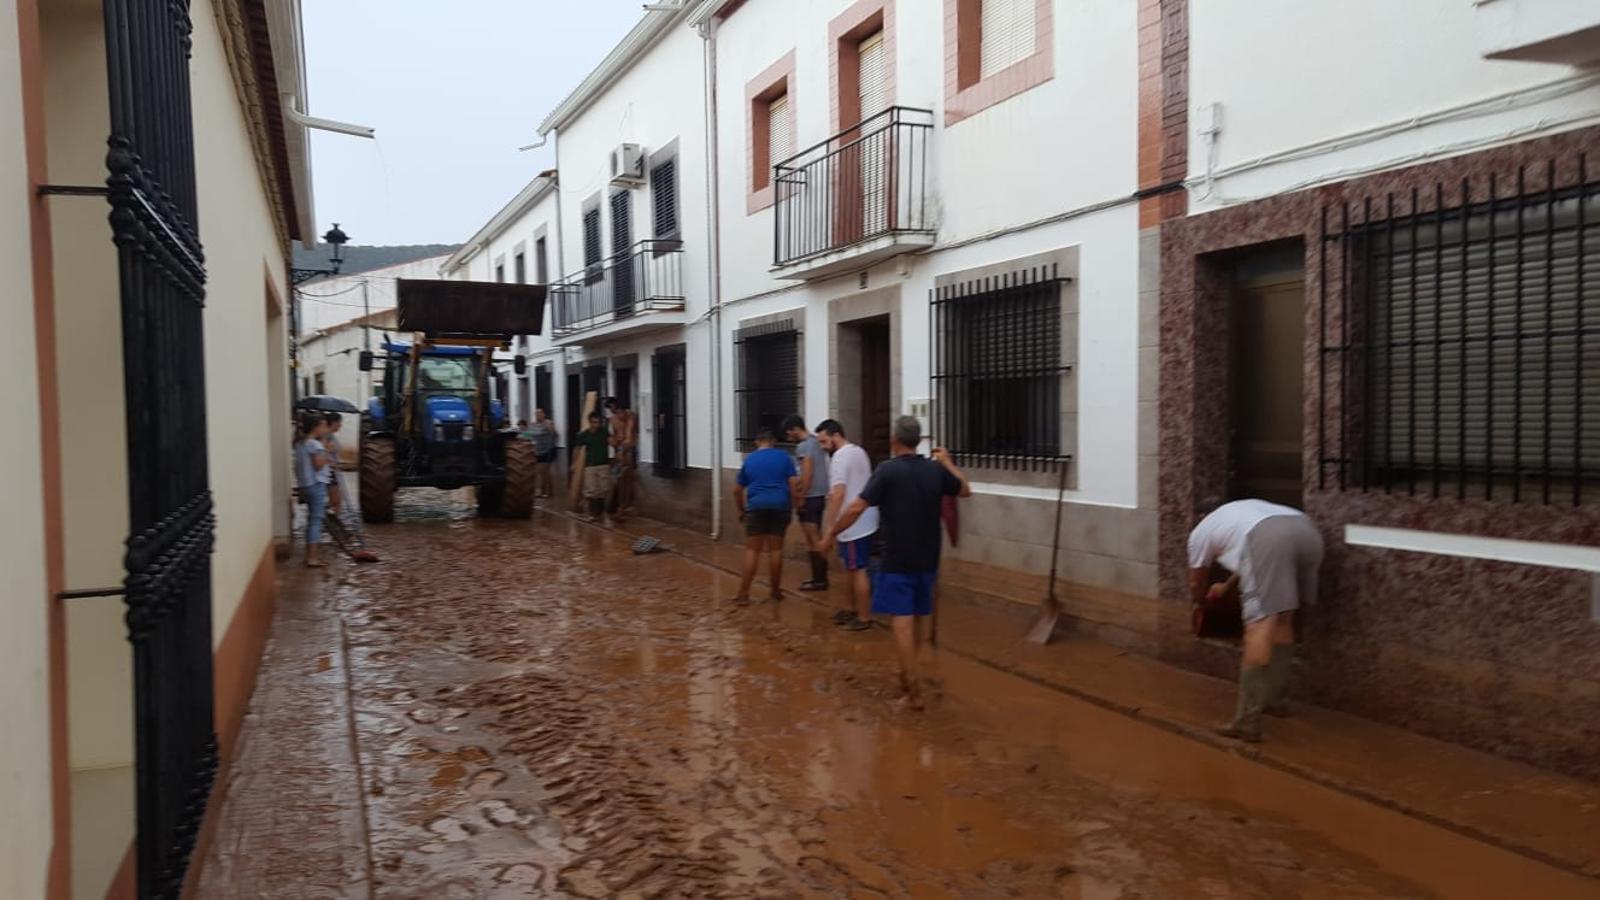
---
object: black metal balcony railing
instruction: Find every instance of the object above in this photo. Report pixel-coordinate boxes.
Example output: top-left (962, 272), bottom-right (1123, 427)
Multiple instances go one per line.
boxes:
top-left (551, 239), bottom-right (685, 337)
top-left (773, 105), bottom-right (934, 267)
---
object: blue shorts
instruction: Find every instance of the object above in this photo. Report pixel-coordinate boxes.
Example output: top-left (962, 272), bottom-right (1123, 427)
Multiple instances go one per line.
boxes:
top-left (872, 570), bottom-right (937, 617)
top-left (838, 533), bottom-right (875, 571)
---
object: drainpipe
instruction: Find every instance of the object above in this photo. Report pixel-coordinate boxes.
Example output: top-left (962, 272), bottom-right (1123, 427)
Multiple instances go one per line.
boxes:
top-left (699, 14), bottom-right (725, 540)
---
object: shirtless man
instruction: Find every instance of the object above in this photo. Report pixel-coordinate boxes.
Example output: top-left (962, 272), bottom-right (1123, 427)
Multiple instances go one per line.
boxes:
top-left (605, 397), bottom-right (639, 517)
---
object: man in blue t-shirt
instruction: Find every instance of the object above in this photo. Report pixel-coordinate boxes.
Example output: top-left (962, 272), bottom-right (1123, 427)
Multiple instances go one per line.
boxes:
top-left (732, 427), bottom-right (800, 604)
top-left (823, 415), bottom-right (970, 709)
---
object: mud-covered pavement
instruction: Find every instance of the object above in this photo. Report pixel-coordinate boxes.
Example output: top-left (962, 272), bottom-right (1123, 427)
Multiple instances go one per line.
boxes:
top-left (197, 492), bottom-right (1596, 899)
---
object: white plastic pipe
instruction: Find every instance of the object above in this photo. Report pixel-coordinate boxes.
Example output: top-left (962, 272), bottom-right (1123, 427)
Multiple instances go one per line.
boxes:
top-left (283, 98), bottom-right (376, 139)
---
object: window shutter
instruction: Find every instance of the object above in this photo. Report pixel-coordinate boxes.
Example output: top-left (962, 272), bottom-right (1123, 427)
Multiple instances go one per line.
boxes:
top-left (583, 208), bottom-right (601, 267)
top-left (858, 31), bottom-right (889, 121)
top-left (980, 0), bottom-right (1036, 80)
top-left (651, 157), bottom-right (678, 238)
top-left (1344, 188), bottom-right (1600, 499)
top-left (768, 93), bottom-right (794, 168)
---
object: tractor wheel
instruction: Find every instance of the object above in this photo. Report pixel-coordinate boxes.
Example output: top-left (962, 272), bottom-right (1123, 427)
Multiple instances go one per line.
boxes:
top-left (359, 435), bottom-right (396, 523)
top-left (499, 439), bottom-right (536, 518)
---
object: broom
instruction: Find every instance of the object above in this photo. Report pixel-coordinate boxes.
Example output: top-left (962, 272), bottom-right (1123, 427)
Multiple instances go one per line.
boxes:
top-left (1023, 459), bottom-right (1071, 644)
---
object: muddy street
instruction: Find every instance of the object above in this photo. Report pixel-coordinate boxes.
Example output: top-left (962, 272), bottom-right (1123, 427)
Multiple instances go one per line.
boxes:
top-left (197, 493), bottom-right (1594, 899)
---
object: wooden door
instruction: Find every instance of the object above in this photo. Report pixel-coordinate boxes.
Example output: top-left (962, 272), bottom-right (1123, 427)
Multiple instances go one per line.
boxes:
top-left (860, 320), bottom-right (892, 465)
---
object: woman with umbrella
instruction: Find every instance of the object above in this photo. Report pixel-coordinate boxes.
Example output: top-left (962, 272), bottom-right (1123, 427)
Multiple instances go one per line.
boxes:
top-left (295, 395), bottom-right (379, 562)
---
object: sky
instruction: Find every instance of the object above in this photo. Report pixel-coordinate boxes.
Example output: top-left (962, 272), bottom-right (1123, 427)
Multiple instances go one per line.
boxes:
top-left (302, 0), bottom-right (649, 248)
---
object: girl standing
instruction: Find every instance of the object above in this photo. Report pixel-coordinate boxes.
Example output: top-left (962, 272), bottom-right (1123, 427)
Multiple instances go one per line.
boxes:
top-left (295, 412), bottom-right (331, 567)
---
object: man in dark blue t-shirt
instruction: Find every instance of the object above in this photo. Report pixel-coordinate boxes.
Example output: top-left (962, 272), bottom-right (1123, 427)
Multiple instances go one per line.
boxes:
top-left (823, 415), bottom-right (970, 708)
top-left (732, 427), bottom-right (800, 604)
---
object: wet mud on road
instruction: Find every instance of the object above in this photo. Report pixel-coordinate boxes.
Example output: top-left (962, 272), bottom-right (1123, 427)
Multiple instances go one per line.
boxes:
top-left (199, 492), bottom-right (1597, 898)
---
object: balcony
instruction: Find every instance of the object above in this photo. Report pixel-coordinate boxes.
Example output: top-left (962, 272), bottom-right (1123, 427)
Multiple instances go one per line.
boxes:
top-left (772, 106), bottom-right (935, 281)
top-left (1475, 0), bottom-right (1600, 65)
top-left (550, 239), bottom-right (686, 344)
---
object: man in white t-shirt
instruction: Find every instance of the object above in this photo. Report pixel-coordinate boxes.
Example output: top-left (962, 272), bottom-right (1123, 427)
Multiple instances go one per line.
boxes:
top-left (816, 419), bottom-right (878, 632)
top-left (1188, 498), bottom-right (1324, 742)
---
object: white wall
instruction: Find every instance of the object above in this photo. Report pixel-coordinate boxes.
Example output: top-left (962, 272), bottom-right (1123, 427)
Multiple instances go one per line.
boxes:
top-left (0, 0), bottom-right (55, 893)
top-left (707, 0), bottom-right (1143, 505)
top-left (550, 20), bottom-right (715, 467)
top-left (41, 0), bottom-right (136, 789)
top-left (298, 253), bottom-right (453, 334)
top-left (1188, 0), bottom-right (1600, 211)
top-left (192, 0), bottom-right (293, 644)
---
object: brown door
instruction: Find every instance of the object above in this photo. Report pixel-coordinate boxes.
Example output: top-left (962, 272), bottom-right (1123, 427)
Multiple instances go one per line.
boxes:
top-left (1229, 251), bottom-right (1306, 508)
top-left (860, 319), bottom-right (892, 465)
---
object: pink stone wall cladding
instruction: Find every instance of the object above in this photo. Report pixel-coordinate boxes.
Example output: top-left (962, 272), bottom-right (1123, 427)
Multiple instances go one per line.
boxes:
top-left (943, 0), bottom-right (1054, 126)
top-left (1159, 125), bottom-right (1600, 781)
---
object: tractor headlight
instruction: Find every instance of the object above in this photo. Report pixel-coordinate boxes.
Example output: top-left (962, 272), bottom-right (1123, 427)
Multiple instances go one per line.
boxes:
top-left (433, 425), bottom-right (445, 441)
top-left (462, 426), bottom-right (475, 441)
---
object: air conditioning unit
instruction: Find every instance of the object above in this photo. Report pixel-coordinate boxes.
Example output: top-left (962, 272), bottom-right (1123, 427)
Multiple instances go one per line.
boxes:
top-left (609, 143), bottom-right (646, 187)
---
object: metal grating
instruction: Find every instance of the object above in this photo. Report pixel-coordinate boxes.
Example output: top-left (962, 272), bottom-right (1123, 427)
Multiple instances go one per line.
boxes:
top-left (734, 321), bottom-right (801, 451)
top-left (931, 265), bottom-right (1072, 471)
top-left (1318, 154), bottom-right (1600, 504)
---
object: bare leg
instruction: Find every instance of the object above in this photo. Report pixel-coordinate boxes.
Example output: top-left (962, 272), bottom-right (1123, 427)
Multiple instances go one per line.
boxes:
top-left (852, 568), bottom-right (871, 621)
top-left (735, 539), bottom-right (759, 601)
top-left (766, 535), bottom-right (784, 599)
top-left (891, 616), bottom-right (922, 709)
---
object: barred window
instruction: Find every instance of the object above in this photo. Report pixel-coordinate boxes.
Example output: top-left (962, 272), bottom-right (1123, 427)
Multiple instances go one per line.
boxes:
top-left (735, 321), bottom-right (801, 451)
top-left (1319, 161), bottom-right (1600, 503)
top-left (932, 266), bottom-right (1072, 469)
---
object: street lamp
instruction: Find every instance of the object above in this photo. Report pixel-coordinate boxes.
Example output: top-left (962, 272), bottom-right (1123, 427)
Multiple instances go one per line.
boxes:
top-left (291, 223), bottom-right (351, 285)
top-left (290, 224), bottom-right (352, 403)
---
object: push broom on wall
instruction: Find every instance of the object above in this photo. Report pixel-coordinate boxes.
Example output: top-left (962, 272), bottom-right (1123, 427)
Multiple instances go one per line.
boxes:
top-left (1024, 459), bottom-right (1071, 644)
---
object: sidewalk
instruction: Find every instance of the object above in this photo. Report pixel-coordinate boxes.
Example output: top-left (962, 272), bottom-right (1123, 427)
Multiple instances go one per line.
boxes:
top-left (575, 506), bottom-right (1600, 881)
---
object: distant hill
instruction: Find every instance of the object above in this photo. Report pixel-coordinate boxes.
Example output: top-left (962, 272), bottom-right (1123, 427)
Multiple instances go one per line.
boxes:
top-left (293, 243), bottom-right (460, 279)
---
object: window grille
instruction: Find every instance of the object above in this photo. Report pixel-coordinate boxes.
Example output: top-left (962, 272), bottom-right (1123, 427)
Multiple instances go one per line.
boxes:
top-left (931, 265), bottom-right (1072, 470)
top-left (980, 0), bottom-right (1035, 79)
top-left (1318, 156), bottom-right (1600, 503)
top-left (652, 157), bottom-right (679, 239)
top-left (514, 251), bottom-right (526, 284)
top-left (734, 320), bottom-right (801, 451)
top-left (535, 236), bottom-right (549, 283)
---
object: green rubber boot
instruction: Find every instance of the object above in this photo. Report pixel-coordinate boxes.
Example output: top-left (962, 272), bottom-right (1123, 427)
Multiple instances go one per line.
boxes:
top-left (1264, 644), bottom-right (1295, 718)
top-left (1217, 665), bottom-right (1267, 742)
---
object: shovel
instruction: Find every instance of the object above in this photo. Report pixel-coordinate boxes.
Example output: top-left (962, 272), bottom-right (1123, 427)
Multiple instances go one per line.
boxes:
top-left (1024, 459), bottom-right (1071, 644)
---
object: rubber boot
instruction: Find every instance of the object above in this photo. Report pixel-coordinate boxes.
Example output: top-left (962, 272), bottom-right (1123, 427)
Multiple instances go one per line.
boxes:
top-left (1263, 644), bottom-right (1295, 718)
top-left (1217, 665), bottom-right (1267, 742)
top-left (810, 552), bottom-right (829, 587)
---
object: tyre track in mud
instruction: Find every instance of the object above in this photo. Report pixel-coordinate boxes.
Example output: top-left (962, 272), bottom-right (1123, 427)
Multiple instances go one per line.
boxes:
top-left (324, 495), bottom-right (1436, 899)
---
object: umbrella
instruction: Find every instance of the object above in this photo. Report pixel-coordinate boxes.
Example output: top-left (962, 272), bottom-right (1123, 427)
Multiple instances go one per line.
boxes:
top-left (296, 394), bottom-right (361, 414)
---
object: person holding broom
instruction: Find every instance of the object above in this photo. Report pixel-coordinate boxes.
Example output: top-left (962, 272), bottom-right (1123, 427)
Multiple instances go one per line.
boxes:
top-left (821, 416), bottom-right (970, 710)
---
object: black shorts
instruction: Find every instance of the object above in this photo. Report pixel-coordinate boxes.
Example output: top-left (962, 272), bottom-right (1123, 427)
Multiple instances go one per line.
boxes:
top-left (536, 449), bottom-right (557, 463)
top-left (795, 495), bottom-right (825, 525)
top-left (745, 507), bottom-right (790, 538)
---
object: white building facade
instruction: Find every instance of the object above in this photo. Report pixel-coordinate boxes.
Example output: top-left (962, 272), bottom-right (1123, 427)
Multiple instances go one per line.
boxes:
top-left (446, 0), bottom-right (1600, 779)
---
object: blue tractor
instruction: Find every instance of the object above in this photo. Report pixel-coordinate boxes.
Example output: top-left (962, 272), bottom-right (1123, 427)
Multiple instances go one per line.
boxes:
top-left (357, 278), bottom-right (545, 522)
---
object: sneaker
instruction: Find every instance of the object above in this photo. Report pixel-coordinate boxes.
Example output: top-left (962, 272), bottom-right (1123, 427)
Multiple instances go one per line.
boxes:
top-left (841, 616), bottom-right (872, 632)
top-left (798, 580), bottom-right (830, 592)
top-left (831, 609), bottom-right (855, 625)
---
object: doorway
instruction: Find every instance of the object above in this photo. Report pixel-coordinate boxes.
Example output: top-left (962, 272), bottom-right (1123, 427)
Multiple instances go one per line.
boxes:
top-left (566, 372), bottom-right (582, 448)
top-left (1225, 241), bottom-right (1306, 508)
top-left (838, 316), bottom-right (892, 465)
